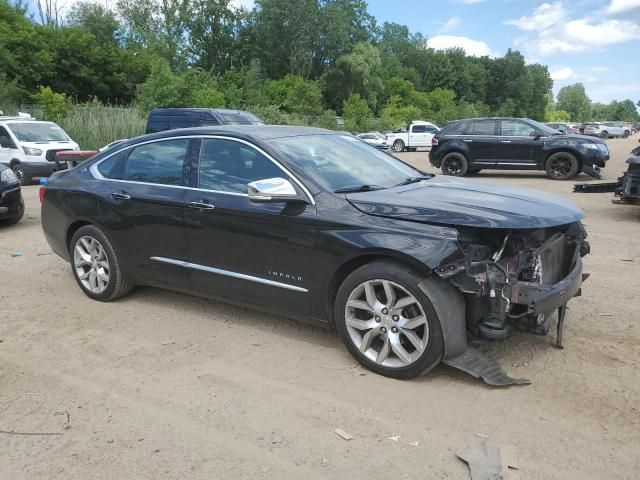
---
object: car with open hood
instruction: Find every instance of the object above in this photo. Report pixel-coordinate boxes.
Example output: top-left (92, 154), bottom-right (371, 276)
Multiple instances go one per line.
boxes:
top-left (40, 126), bottom-right (590, 384)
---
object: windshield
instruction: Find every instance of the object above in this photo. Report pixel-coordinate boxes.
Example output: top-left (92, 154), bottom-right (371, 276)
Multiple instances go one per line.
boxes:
top-left (218, 112), bottom-right (263, 125)
top-left (7, 122), bottom-right (70, 142)
top-left (272, 134), bottom-right (423, 192)
top-left (527, 119), bottom-right (563, 136)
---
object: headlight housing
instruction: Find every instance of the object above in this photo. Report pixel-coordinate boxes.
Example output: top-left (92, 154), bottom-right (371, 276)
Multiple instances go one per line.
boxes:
top-left (582, 143), bottom-right (600, 150)
top-left (22, 146), bottom-right (43, 156)
top-left (0, 168), bottom-right (19, 185)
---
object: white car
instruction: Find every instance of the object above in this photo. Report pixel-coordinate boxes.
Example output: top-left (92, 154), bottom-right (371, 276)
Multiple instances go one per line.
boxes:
top-left (583, 122), bottom-right (631, 139)
top-left (356, 132), bottom-right (391, 151)
top-left (0, 115), bottom-right (79, 185)
top-left (385, 121), bottom-right (440, 152)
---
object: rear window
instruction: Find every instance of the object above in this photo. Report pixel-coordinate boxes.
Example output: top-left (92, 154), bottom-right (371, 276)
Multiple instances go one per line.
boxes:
top-left (463, 121), bottom-right (496, 136)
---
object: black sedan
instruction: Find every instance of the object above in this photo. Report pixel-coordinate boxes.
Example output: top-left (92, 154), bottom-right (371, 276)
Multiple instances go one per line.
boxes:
top-left (41, 126), bottom-right (589, 381)
top-left (430, 117), bottom-right (609, 180)
top-left (0, 163), bottom-right (24, 224)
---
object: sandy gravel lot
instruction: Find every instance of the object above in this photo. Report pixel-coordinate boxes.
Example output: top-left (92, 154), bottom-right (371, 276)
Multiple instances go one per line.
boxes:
top-left (1, 135), bottom-right (639, 479)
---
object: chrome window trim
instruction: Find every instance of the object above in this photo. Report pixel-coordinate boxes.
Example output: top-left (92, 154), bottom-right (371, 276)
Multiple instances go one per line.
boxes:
top-left (90, 134), bottom-right (315, 205)
top-left (150, 256), bottom-right (309, 293)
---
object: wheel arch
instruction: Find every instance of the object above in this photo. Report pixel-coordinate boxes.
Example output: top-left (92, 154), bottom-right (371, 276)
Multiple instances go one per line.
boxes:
top-left (66, 220), bottom-right (93, 253)
top-left (9, 158), bottom-right (21, 167)
top-left (544, 148), bottom-right (584, 170)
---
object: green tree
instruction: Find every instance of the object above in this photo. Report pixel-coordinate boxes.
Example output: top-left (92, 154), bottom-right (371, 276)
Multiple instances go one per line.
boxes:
top-left (556, 83), bottom-right (591, 122)
top-left (32, 86), bottom-right (71, 119)
top-left (343, 93), bottom-right (372, 132)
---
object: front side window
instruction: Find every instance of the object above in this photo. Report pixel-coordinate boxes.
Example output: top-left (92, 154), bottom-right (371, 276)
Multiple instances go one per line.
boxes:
top-left (501, 121), bottom-right (536, 137)
top-left (124, 139), bottom-right (189, 185)
top-left (198, 139), bottom-right (286, 193)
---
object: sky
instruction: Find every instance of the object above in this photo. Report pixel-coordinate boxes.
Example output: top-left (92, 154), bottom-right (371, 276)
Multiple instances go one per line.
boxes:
top-left (366, 0), bottom-right (640, 104)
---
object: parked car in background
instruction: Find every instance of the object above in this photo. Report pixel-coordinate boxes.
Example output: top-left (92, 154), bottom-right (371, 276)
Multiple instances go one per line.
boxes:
top-left (40, 125), bottom-right (590, 383)
top-left (385, 121), bottom-right (440, 152)
top-left (545, 122), bottom-right (570, 134)
top-left (357, 132), bottom-right (392, 152)
top-left (0, 115), bottom-right (79, 185)
top-left (430, 117), bottom-right (609, 180)
top-left (583, 122), bottom-right (631, 139)
top-left (0, 163), bottom-right (24, 224)
top-left (146, 108), bottom-right (263, 134)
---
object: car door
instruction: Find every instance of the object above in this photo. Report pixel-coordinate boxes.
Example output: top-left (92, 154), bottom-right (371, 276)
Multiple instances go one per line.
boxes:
top-left (182, 136), bottom-right (317, 316)
top-left (408, 124), bottom-right (427, 147)
top-left (458, 120), bottom-right (498, 165)
top-left (495, 120), bottom-right (540, 168)
top-left (92, 138), bottom-right (196, 287)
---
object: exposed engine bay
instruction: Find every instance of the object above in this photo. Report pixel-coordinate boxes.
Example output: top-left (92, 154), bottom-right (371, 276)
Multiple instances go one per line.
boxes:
top-left (437, 222), bottom-right (589, 344)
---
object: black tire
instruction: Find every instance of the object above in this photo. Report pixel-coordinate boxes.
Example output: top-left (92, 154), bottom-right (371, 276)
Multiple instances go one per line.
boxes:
top-left (392, 140), bottom-right (405, 152)
top-left (1, 199), bottom-right (25, 224)
top-left (70, 225), bottom-right (134, 301)
top-left (335, 260), bottom-right (444, 380)
top-left (600, 131), bottom-right (608, 139)
top-left (545, 151), bottom-right (579, 180)
top-left (12, 164), bottom-right (30, 186)
top-left (623, 130), bottom-right (630, 139)
top-left (440, 152), bottom-right (468, 176)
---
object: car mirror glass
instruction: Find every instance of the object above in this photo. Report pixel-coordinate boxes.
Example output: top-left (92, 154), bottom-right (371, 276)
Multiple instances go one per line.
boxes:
top-left (247, 177), bottom-right (305, 203)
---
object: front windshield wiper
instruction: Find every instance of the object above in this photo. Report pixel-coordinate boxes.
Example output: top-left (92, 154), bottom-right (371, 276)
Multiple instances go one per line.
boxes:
top-left (394, 175), bottom-right (432, 187)
top-left (334, 184), bottom-right (385, 194)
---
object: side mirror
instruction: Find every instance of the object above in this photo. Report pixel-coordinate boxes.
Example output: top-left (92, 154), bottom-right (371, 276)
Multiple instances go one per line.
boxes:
top-left (247, 177), bottom-right (307, 203)
top-left (0, 135), bottom-right (15, 148)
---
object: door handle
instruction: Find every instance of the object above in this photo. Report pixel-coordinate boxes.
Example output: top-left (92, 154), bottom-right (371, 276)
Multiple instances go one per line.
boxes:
top-left (188, 200), bottom-right (215, 210)
top-left (500, 140), bottom-right (512, 143)
top-left (111, 191), bottom-right (131, 201)
top-left (463, 139), bottom-right (473, 142)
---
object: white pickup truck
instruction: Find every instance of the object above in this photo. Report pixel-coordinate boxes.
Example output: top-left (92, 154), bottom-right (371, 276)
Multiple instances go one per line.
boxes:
top-left (385, 121), bottom-right (440, 152)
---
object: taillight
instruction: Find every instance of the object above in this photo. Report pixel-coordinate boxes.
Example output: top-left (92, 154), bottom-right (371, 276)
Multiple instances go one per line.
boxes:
top-left (39, 186), bottom-right (46, 203)
top-left (432, 137), bottom-right (439, 146)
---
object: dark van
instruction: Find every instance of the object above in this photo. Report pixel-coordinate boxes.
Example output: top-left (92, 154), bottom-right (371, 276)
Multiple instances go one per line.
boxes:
top-left (145, 108), bottom-right (263, 134)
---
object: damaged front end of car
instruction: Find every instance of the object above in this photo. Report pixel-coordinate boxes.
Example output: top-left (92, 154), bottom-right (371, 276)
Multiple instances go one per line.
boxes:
top-left (441, 222), bottom-right (589, 344)
top-left (432, 222), bottom-right (590, 385)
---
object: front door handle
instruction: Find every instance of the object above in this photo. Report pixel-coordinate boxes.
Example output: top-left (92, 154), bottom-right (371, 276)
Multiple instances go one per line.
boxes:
top-left (111, 191), bottom-right (131, 201)
top-left (463, 139), bottom-right (473, 142)
top-left (500, 140), bottom-right (512, 143)
top-left (188, 200), bottom-right (215, 210)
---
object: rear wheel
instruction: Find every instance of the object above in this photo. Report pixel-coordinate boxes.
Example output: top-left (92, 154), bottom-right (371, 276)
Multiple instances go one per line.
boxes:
top-left (545, 152), bottom-right (579, 180)
top-left (70, 225), bottom-right (133, 301)
top-left (623, 130), bottom-right (630, 139)
top-left (335, 260), bottom-right (444, 379)
top-left (600, 131), bottom-right (608, 139)
top-left (441, 152), bottom-right (468, 176)
top-left (392, 140), bottom-right (405, 152)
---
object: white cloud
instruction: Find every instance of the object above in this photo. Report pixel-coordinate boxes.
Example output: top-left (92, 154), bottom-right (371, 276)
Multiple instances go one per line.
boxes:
top-left (506, 1), bottom-right (640, 57)
top-left (607, 0), bottom-right (640, 14)
top-left (438, 16), bottom-right (461, 33)
top-left (550, 66), bottom-right (575, 81)
top-left (428, 35), bottom-right (496, 56)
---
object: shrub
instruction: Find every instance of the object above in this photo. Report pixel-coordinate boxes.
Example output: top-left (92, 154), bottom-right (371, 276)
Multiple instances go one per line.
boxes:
top-left (31, 86), bottom-right (71, 120)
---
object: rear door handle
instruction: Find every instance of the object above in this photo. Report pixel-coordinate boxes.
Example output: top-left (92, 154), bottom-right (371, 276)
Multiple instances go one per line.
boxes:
top-left (500, 140), bottom-right (512, 143)
top-left (111, 191), bottom-right (131, 201)
top-left (463, 139), bottom-right (473, 142)
top-left (188, 200), bottom-right (215, 210)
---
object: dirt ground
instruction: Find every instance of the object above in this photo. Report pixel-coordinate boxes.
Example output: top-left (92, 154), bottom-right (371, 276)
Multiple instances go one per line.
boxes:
top-left (1, 136), bottom-right (639, 480)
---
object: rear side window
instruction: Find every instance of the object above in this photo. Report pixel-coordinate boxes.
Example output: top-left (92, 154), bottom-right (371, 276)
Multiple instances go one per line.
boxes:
top-left (198, 139), bottom-right (286, 193)
top-left (411, 125), bottom-right (426, 133)
top-left (463, 121), bottom-right (496, 136)
top-left (124, 139), bottom-right (189, 185)
top-left (97, 150), bottom-right (127, 179)
top-left (442, 122), bottom-right (466, 135)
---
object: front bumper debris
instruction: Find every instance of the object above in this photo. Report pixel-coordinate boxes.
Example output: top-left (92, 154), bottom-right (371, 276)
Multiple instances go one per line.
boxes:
top-left (443, 347), bottom-right (530, 387)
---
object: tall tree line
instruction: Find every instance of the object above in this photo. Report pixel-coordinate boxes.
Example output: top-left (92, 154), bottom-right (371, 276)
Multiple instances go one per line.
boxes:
top-left (1, 0), bottom-right (636, 124)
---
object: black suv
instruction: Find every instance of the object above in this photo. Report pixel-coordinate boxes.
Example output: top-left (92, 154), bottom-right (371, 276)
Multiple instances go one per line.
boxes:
top-left (430, 117), bottom-right (609, 180)
top-left (146, 108), bottom-right (263, 134)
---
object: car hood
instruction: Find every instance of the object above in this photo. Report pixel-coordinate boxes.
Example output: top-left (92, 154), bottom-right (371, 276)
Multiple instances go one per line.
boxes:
top-left (20, 140), bottom-right (79, 150)
top-left (548, 133), bottom-right (603, 143)
top-left (346, 176), bottom-right (584, 229)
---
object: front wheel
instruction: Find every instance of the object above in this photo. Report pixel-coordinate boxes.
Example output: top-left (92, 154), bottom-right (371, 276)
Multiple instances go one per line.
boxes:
top-left (70, 225), bottom-right (133, 301)
top-left (545, 152), bottom-right (579, 180)
top-left (441, 152), bottom-right (468, 176)
top-left (392, 140), bottom-right (405, 152)
top-left (600, 131), bottom-right (608, 139)
top-left (623, 130), bottom-right (630, 139)
top-left (12, 164), bottom-right (29, 186)
top-left (335, 260), bottom-right (444, 379)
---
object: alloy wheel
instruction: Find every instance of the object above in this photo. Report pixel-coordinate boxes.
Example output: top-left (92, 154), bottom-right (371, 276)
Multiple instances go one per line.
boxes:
top-left (393, 141), bottom-right (404, 152)
top-left (12, 166), bottom-right (25, 184)
top-left (344, 279), bottom-right (429, 368)
top-left (74, 236), bottom-right (110, 294)
top-left (548, 155), bottom-right (572, 177)
top-left (442, 156), bottom-right (463, 175)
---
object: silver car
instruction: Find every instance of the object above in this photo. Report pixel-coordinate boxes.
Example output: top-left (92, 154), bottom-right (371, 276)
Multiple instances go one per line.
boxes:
top-left (583, 122), bottom-right (631, 139)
